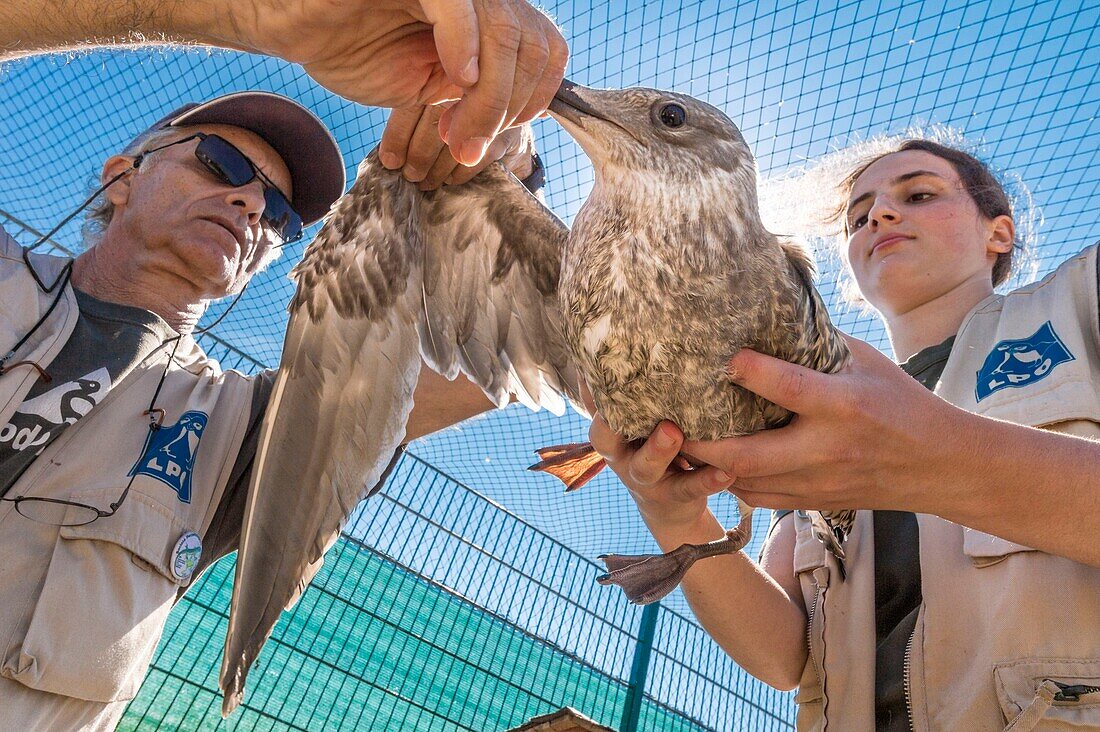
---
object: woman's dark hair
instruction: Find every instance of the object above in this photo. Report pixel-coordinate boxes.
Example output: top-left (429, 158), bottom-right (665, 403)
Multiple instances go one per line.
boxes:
top-left (835, 139), bottom-right (1018, 287)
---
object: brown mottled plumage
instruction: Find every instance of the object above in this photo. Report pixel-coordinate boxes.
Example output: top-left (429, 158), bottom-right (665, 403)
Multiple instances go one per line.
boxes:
top-left (219, 80), bottom-right (855, 713)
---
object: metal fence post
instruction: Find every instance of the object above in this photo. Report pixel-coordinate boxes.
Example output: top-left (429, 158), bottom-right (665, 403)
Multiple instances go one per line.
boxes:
top-left (620, 602), bottom-right (660, 732)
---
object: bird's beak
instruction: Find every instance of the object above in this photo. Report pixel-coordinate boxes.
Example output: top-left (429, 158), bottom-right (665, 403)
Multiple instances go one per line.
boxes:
top-left (548, 79), bottom-right (643, 153)
top-left (549, 79), bottom-right (609, 125)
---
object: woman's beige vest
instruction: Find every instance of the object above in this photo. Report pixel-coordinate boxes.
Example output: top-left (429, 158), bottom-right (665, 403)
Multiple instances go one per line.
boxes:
top-left (793, 244), bottom-right (1100, 732)
top-left (0, 231), bottom-right (254, 704)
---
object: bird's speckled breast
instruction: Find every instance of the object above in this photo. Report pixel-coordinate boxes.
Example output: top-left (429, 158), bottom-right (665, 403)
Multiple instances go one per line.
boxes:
top-left (560, 201), bottom-right (786, 443)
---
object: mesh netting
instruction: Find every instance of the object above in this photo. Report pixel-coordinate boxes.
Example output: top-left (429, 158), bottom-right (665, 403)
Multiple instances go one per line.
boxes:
top-left (1, 0), bottom-right (1097, 729)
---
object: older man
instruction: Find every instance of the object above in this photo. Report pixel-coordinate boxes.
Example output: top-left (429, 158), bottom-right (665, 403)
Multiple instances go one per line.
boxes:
top-left (0, 0), bottom-right (560, 728)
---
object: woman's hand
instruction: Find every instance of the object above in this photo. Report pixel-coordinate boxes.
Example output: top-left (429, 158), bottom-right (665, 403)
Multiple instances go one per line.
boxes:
top-left (590, 400), bottom-right (811, 691)
top-left (589, 416), bottom-right (736, 538)
top-left (681, 334), bottom-right (956, 514)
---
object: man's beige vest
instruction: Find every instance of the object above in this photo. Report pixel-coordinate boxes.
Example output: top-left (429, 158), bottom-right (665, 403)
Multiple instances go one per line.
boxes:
top-left (793, 244), bottom-right (1100, 732)
top-left (0, 230), bottom-right (254, 704)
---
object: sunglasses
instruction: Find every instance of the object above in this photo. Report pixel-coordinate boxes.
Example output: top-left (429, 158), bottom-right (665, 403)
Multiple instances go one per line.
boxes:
top-left (140, 132), bottom-right (304, 244)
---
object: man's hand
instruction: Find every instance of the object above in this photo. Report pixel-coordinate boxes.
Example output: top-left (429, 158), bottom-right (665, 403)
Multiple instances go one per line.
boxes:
top-left (240, 0), bottom-right (567, 166)
top-left (379, 104), bottom-right (536, 189)
top-left (680, 334), bottom-right (955, 514)
top-left (0, 0), bottom-right (567, 168)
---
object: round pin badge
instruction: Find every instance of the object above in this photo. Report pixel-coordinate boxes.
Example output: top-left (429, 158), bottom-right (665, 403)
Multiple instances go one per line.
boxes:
top-left (171, 531), bottom-right (202, 581)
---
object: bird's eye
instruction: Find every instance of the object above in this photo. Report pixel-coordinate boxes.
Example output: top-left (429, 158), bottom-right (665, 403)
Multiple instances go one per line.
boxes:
top-left (658, 103), bottom-right (687, 128)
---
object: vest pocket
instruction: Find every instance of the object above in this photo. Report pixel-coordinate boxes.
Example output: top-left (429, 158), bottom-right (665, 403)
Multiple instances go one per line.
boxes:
top-left (995, 658), bottom-right (1100, 731)
top-left (793, 510), bottom-right (829, 573)
top-left (7, 489), bottom-right (188, 702)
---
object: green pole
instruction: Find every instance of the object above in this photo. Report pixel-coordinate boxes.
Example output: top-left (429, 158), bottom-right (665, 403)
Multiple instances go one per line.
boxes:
top-left (620, 602), bottom-right (660, 732)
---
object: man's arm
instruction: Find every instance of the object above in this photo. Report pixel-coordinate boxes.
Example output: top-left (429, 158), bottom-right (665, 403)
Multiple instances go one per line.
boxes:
top-left (682, 336), bottom-right (1100, 568)
top-left (404, 364), bottom-right (498, 442)
top-left (0, 0), bottom-right (567, 168)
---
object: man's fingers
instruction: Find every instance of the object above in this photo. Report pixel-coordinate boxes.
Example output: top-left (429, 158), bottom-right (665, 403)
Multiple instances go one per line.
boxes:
top-left (427, 0), bottom-right (565, 166)
top-left (443, 132), bottom-right (509, 186)
top-left (446, 0), bottom-right (520, 165)
top-left (403, 106), bottom-right (448, 181)
top-left (511, 14), bottom-right (567, 124)
top-left (420, 149), bottom-right (461, 189)
top-left (420, 0), bottom-right (481, 87)
top-left (378, 106), bottom-right (426, 170)
top-left (494, 3), bottom-right (551, 130)
top-left (727, 348), bottom-right (831, 413)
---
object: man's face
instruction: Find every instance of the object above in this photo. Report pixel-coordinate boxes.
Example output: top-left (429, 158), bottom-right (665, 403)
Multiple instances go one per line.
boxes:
top-left (107, 123), bottom-right (294, 299)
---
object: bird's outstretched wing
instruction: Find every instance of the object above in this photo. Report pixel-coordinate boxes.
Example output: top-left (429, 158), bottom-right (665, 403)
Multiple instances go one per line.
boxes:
top-left (219, 151), bottom-right (577, 716)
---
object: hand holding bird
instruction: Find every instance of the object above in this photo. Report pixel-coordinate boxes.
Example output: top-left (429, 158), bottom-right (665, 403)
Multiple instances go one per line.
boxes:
top-left (681, 336), bottom-right (964, 516)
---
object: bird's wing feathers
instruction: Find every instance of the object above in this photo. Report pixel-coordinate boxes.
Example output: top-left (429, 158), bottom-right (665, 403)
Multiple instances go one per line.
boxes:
top-left (219, 163), bottom-right (423, 716)
top-left (415, 163), bottom-right (578, 409)
top-left (220, 151), bottom-right (577, 715)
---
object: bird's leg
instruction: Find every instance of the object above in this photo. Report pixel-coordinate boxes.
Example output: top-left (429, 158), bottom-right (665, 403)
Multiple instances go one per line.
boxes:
top-left (528, 442), bottom-right (607, 491)
top-left (597, 502), bottom-right (755, 605)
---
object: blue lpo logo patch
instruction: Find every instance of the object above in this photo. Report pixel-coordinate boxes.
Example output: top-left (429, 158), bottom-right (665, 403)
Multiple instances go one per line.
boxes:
top-left (975, 321), bottom-right (1074, 402)
top-left (128, 410), bottom-right (208, 503)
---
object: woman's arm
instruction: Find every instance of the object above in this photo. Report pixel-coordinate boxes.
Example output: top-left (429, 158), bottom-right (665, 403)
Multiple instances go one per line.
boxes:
top-left (590, 416), bottom-right (809, 690)
top-left (682, 335), bottom-right (1100, 567)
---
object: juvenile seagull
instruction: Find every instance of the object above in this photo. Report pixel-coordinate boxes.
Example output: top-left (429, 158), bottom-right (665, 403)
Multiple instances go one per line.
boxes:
top-left (218, 80), bottom-right (854, 714)
top-left (532, 82), bottom-right (854, 604)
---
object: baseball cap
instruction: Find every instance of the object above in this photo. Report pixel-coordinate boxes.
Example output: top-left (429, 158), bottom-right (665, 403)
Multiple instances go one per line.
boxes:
top-left (139, 91), bottom-right (345, 226)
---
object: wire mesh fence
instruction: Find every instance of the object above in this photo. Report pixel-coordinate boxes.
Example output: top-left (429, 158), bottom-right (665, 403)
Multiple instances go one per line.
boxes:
top-left (1, 0), bottom-right (1097, 729)
top-left (116, 452), bottom-right (791, 731)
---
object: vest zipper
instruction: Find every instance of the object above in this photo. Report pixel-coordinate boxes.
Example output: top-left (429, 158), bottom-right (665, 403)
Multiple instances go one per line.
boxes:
top-left (1047, 679), bottom-right (1100, 702)
top-left (904, 627), bottom-right (916, 731)
top-left (807, 566), bottom-right (830, 730)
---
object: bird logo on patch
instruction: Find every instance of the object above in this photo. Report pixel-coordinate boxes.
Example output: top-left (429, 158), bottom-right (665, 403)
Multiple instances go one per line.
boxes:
top-left (975, 321), bottom-right (1074, 402)
top-left (128, 410), bottom-right (209, 503)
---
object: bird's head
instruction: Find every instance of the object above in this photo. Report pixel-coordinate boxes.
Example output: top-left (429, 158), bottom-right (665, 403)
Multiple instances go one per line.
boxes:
top-left (548, 80), bottom-right (769, 247)
top-left (549, 80), bottom-right (756, 187)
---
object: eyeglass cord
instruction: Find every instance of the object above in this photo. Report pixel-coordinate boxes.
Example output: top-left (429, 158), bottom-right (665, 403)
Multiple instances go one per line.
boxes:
top-left (111, 279), bottom-right (248, 513)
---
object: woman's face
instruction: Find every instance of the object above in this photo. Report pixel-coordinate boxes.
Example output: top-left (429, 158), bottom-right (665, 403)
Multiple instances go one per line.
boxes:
top-left (844, 150), bottom-right (1012, 317)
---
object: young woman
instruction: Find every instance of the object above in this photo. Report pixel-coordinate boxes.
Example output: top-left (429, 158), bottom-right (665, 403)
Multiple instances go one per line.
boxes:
top-left (590, 139), bottom-right (1100, 731)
